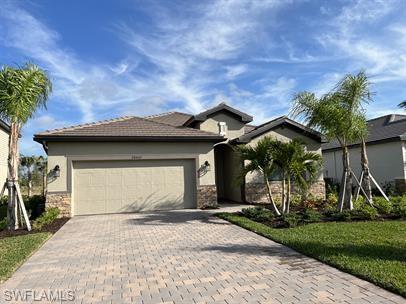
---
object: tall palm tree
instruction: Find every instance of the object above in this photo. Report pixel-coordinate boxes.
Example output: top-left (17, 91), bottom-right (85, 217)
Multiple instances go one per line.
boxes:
top-left (0, 63), bottom-right (52, 230)
top-left (236, 136), bottom-right (281, 215)
top-left (292, 71), bottom-right (369, 211)
top-left (398, 100), bottom-right (406, 109)
top-left (272, 139), bottom-right (322, 213)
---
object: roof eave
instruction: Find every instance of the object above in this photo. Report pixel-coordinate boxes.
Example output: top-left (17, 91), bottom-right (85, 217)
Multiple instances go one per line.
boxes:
top-left (34, 135), bottom-right (226, 144)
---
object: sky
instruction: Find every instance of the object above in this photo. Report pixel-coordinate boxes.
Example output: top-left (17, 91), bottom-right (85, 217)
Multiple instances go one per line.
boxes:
top-left (0, 0), bottom-right (405, 155)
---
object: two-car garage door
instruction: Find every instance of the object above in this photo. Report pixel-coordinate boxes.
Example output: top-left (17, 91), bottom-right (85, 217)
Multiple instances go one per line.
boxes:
top-left (73, 159), bottom-right (196, 216)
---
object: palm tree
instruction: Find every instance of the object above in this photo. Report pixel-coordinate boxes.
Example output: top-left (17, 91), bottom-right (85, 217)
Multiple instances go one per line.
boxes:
top-left (20, 155), bottom-right (44, 197)
top-left (236, 136), bottom-right (281, 215)
top-left (398, 100), bottom-right (406, 109)
top-left (0, 63), bottom-right (52, 230)
top-left (272, 140), bottom-right (322, 213)
top-left (292, 71), bottom-right (369, 211)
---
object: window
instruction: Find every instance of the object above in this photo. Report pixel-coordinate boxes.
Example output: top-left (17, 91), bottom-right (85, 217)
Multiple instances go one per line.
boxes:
top-left (218, 122), bottom-right (227, 136)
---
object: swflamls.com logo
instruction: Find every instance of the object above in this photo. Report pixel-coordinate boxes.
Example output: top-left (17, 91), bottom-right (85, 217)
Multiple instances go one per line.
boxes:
top-left (1, 289), bottom-right (75, 302)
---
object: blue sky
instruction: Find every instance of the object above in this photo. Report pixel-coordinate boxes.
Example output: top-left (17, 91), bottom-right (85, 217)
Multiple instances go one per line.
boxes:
top-left (0, 0), bottom-right (405, 154)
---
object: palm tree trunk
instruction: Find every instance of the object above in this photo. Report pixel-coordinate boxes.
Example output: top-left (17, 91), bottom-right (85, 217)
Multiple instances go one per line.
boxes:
top-left (286, 177), bottom-right (291, 214)
top-left (361, 139), bottom-right (373, 205)
top-left (338, 146), bottom-right (353, 211)
top-left (281, 172), bottom-right (286, 213)
top-left (264, 176), bottom-right (281, 216)
top-left (7, 122), bottom-right (20, 230)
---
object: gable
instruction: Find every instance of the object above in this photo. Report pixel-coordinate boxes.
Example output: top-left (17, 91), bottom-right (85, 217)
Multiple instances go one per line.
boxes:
top-left (198, 112), bottom-right (246, 139)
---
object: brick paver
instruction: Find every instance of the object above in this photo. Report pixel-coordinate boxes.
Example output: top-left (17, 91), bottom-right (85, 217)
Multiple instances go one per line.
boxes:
top-left (0, 209), bottom-right (404, 303)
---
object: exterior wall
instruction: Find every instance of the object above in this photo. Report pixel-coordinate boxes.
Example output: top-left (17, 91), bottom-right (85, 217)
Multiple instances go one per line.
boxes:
top-left (244, 126), bottom-right (325, 201)
top-left (0, 128), bottom-right (8, 187)
top-left (46, 141), bottom-right (218, 216)
top-left (322, 140), bottom-right (405, 188)
top-left (198, 112), bottom-right (245, 140)
top-left (245, 180), bottom-right (326, 204)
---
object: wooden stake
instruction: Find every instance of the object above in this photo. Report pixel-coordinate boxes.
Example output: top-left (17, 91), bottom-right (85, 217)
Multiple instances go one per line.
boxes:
top-left (370, 175), bottom-right (390, 201)
top-left (0, 182), bottom-right (6, 198)
top-left (354, 171), bottom-right (364, 201)
top-left (15, 183), bottom-right (31, 231)
top-left (351, 171), bottom-right (373, 206)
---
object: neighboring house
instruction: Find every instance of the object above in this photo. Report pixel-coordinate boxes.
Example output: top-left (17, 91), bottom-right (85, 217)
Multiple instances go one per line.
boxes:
top-left (34, 103), bottom-right (325, 217)
top-left (322, 114), bottom-right (406, 193)
top-left (0, 119), bottom-right (10, 188)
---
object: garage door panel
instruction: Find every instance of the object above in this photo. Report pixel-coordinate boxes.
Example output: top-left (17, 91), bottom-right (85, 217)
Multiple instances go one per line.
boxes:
top-left (73, 159), bottom-right (196, 215)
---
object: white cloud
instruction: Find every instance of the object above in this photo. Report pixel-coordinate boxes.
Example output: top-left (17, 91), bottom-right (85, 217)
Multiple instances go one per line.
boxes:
top-left (225, 65), bottom-right (248, 79)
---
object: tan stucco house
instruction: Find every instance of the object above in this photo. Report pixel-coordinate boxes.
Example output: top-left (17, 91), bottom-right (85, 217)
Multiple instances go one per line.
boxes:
top-left (323, 114), bottom-right (406, 194)
top-left (0, 119), bottom-right (10, 188)
top-left (34, 103), bottom-right (325, 217)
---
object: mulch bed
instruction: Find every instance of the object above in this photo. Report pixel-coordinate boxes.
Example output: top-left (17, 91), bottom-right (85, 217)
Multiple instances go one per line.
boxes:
top-left (0, 218), bottom-right (69, 239)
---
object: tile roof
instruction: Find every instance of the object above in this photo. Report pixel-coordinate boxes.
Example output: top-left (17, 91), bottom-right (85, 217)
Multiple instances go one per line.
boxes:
top-left (145, 112), bottom-right (192, 126)
top-left (322, 114), bottom-right (406, 150)
top-left (34, 116), bottom-right (224, 142)
top-left (186, 102), bottom-right (253, 125)
top-left (233, 116), bottom-right (324, 144)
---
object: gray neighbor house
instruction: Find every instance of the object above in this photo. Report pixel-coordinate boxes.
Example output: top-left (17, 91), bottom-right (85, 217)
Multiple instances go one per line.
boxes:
top-left (323, 114), bottom-right (406, 194)
top-left (33, 103), bottom-right (325, 217)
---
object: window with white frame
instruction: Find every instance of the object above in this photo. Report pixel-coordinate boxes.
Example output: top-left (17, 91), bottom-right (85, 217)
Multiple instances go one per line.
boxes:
top-left (218, 122), bottom-right (227, 136)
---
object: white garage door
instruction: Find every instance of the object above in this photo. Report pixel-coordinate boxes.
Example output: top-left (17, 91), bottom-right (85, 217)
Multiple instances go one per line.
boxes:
top-left (73, 159), bottom-right (196, 215)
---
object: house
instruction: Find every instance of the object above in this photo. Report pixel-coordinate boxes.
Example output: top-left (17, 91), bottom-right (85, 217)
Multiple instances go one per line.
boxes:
top-left (0, 119), bottom-right (10, 189)
top-left (322, 114), bottom-right (406, 193)
top-left (33, 103), bottom-right (325, 217)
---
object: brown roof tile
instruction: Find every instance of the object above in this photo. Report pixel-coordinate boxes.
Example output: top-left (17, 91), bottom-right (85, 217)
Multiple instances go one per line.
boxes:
top-left (34, 116), bottom-right (224, 142)
top-left (146, 112), bottom-right (192, 126)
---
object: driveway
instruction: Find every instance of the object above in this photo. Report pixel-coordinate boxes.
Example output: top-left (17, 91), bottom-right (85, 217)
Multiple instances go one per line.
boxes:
top-left (0, 209), bottom-right (404, 304)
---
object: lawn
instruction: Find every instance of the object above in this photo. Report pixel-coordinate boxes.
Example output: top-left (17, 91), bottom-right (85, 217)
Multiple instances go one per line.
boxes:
top-left (0, 233), bottom-right (51, 283)
top-left (217, 213), bottom-right (406, 297)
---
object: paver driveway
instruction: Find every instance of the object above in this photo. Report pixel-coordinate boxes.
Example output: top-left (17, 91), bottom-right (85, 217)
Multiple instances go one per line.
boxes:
top-left (1, 209), bottom-right (404, 304)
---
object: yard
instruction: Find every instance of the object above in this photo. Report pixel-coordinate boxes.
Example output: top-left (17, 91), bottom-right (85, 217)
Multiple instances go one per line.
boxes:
top-left (217, 213), bottom-right (406, 297)
top-left (0, 232), bottom-right (51, 282)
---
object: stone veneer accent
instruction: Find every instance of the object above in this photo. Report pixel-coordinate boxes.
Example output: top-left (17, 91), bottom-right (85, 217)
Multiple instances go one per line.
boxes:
top-left (197, 185), bottom-right (218, 209)
top-left (245, 180), bottom-right (326, 204)
top-left (46, 192), bottom-right (71, 218)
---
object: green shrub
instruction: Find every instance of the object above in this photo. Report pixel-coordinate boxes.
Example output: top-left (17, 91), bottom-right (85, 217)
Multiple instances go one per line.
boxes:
top-left (279, 213), bottom-right (301, 228)
top-left (331, 210), bottom-right (352, 221)
top-left (302, 208), bottom-right (321, 223)
top-left (373, 197), bottom-right (392, 214)
top-left (25, 195), bottom-right (46, 220)
top-left (351, 205), bottom-right (378, 220)
top-left (353, 196), bottom-right (365, 210)
top-left (0, 218), bottom-right (6, 230)
top-left (391, 196), bottom-right (406, 217)
top-left (33, 207), bottom-right (60, 230)
top-left (241, 206), bottom-right (274, 223)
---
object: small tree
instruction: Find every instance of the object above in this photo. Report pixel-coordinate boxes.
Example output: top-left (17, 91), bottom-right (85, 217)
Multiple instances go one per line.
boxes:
top-left (0, 63), bottom-right (52, 230)
top-left (236, 137), bottom-right (281, 215)
top-left (272, 139), bottom-right (322, 213)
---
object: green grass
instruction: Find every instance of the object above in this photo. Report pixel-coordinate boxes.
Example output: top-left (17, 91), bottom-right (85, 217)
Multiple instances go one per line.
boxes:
top-left (0, 233), bottom-right (51, 282)
top-left (217, 212), bottom-right (406, 297)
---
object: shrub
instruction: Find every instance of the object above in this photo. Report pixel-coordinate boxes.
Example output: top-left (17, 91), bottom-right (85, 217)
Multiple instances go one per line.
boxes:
top-left (391, 196), bottom-right (406, 217)
top-left (373, 197), bottom-right (392, 215)
top-left (33, 207), bottom-right (60, 230)
top-left (353, 196), bottom-right (365, 210)
top-left (302, 208), bottom-right (321, 223)
top-left (330, 210), bottom-right (352, 222)
top-left (24, 195), bottom-right (46, 220)
top-left (0, 218), bottom-right (6, 230)
top-left (241, 206), bottom-right (274, 223)
top-left (279, 213), bottom-right (301, 228)
top-left (351, 205), bottom-right (378, 220)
